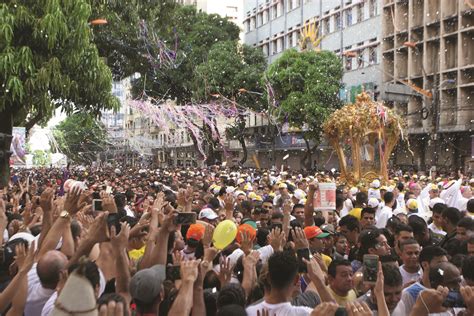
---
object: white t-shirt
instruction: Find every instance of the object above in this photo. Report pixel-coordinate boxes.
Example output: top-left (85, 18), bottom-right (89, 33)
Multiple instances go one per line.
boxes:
top-left (25, 263), bottom-right (55, 316)
top-left (428, 222), bottom-right (446, 236)
top-left (246, 301), bottom-right (313, 316)
top-left (376, 206), bottom-right (393, 228)
top-left (399, 265), bottom-right (422, 287)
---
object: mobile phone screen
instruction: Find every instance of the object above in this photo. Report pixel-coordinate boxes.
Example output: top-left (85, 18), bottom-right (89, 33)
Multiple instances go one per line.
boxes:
top-left (93, 199), bottom-right (103, 212)
top-left (166, 265), bottom-right (181, 281)
top-left (174, 212), bottom-right (197, 225)
top-left (297, 248), bottom-right (310, 273)
top-left (363, 255), bottom-right (379, 283)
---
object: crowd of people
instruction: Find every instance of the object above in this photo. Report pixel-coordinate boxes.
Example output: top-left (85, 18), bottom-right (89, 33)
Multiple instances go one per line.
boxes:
top-left (0, 165), bottom-right (473, 316)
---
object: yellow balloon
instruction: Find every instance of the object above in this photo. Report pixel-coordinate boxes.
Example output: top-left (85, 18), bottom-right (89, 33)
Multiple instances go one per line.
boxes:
top-left (212, 220), bottom-right (237, 250)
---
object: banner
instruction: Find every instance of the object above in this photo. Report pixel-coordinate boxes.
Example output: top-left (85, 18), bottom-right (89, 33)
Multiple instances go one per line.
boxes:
top-left (313, 182), bottom-right (336, 210)
top-left (10, 127), bottom-right (26, 165)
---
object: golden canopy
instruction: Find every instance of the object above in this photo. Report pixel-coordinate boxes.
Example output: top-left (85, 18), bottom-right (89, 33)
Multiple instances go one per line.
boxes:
top-left (323, 92), bottom-right (405, 185)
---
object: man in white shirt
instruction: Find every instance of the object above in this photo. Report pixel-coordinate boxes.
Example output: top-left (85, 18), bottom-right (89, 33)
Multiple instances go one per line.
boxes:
top-left (398, 239), bottom-right (422, 287)
top-left (376, 192), bottom-right (395, 229)
top-left (25, 250), bottom-right (68, 316)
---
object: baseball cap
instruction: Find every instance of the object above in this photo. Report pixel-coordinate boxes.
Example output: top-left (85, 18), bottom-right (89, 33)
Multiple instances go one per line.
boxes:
top-left (235, 224), bottom-right (257, 243)
top-left (241, 219), bottom-right (257, 229)
top-left (429, 197), bottom-right (445, 209)
top-left (199, 208), bottom-right (219, 220)
top-left (278, 183), bottom-right (287, 189)
top-left (129, 264), bottom-right (166, 304)
top-left (293, 189), bottom-right (306, 200)
top-left (368, 197), bottom-right (380, 209)
top-left (186, 224), bottom-right (205, 241)
top-left (321, 224), bottom-right (336, 235)
top-left (406, 198), bottom-right (418, 211)
top-left (429, 183), bottom-right (439, 191)
top-left (350, 187), bottom-right (359, 195)
top-left (371, 179), bottom-right (381, 189)
top-left (304, 226), bottom-right (330, 239)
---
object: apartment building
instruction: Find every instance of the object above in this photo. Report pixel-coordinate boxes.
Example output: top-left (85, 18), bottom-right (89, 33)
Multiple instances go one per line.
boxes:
top-left (243, 0), bottom-right (382, 103)
top-left (381, 0), bottom-right (473, 171)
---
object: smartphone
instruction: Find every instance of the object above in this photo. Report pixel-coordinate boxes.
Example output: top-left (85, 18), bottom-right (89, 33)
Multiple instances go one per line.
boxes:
top-left (335, 307), bottom-right (348, 316)
top-left (363, 254), bottom-right (379, 285)
top-left (297, 248), bottom-right (310, 273)
top-left (107, 213), bottom-right (121, 233)
top-left (166, 265), bottom-right (181, 281)
top-left (174, 212), bottom-right (197, 225)
top-left (92, 199), bottom-right (103, 212)
top-left (443, 290), bottom-right (466, 308)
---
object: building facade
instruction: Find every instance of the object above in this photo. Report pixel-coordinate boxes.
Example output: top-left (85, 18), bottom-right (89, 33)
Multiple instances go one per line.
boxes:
top-left (243, 0), bottom-right (383, 103)
top-left (381, 0), bottom-right (473, 172)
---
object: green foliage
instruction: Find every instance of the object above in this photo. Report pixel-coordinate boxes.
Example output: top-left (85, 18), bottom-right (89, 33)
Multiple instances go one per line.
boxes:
top-left (133, 5), bottom-right (241, 104)
top-left (265, 49), bottom-right (343, 143)
top-left (53, 113), bottom-right (107, 163)
top-left (0, 0), bottom-right (119, 128)
top-left (33, 149), bottom-right (51, 167)
top-left (193, 41), bottom-right (267, 164)
top-left (90, 0), bottom-right (177, 80)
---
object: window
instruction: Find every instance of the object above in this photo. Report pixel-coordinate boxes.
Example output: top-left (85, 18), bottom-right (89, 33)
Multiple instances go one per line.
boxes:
top-left (357, 50), bottom-right (364, 68)
top-left (272, 40), bottom-right (278, 55)
top-left (346, 9), bottom-right (352, 27)
top-left (271, 5), bottom-right (278, 19)
top-left (277, 37), bottom-right (283, 52)
top-left (293, 30), bottom-right (299, 46)
top-left (345, 56), bottom-right (353, 70)
top-left (369, 46), bottom-right (377, 64)
top-left (357, 3), bottom-right (364, 22)
top-left (335, 12), bottom-right (341, 31)
top-left (250, 17), bottom-right (256, 30)
top-left (258, 13), bottom-right (263, 26)
top-left (369, 0), bottom-right (377, 17)
top-left (324, 18), bottom-right (330, 34)
top-left (288, 32), bottom-right (294, 47)
top-left (278, 0), bottom-right (284, 16)
top-left (262, 43), bottom-right (269, 56)
top-left (263, 9), bottom-right (269, 24)
top-left (245, 20), bottom-right (250, 32)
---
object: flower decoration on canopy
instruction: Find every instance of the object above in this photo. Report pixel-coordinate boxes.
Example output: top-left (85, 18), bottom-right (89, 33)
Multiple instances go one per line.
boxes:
top-left (323, 92), bottom-right (406, 185)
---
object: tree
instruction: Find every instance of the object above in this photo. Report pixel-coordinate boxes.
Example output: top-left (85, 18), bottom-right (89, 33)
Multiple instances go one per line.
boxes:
top-left (194, 41), bottom-right (267, 165)
top-left (53, 113), bottom-right (108, 164)
top-left (0, 1), bottom-right (119, 187)
top-left (132, 5), bottom-right (240, 104)
top-left (90, 0), bottom-right (177, 80)
top-left (265, 49), bottom-right (343, 169)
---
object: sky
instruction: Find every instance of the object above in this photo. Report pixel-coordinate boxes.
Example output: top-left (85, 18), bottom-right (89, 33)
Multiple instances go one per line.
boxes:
top-left (28, 108), bottom-right (67, 152)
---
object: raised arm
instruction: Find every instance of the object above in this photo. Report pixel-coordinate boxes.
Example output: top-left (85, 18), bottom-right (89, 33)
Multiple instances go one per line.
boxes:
top-left (168, 260), bottom-right (200, 315)
top-left (110, 222), bottom-right (132, 305)
top-left (36, 187), bottom-right (55, 250)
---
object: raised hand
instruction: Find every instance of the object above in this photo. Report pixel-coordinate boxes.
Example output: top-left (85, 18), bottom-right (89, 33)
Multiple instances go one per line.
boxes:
top-left (268, 227), bottom-right (285, 252)
top-left (110, 222), bottom-right (130, 251)
top-left (14, 241), bottom-right (36, 273)
top-left (310, 302), bottom-right (339, 316)
top-left (180, 259), bottom-right (201, 283)
top-left (218, 256), bottom-right (232, 287)
top-left (291, 227), bottom-right (309, 250)
top-left (88, 212), bottom-right (110, 243)
top-left (239, 230), bottom-right (253, 256)
top-left (303, 256), bottom-right (326, 283)
top-left (40, 187), bottom-right (54, 213)
top-left (100, 191), bottom-right (117, 214)
top-left (243, 251), bottom-right (260, 270)
top-left (64, 186), bottom-right (86, 215)
top-left (346, 301), bottom-right (372, 316)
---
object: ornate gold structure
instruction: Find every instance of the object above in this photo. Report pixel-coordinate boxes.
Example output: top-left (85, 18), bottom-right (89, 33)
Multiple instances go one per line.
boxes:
top-left (299, 22), bottom-right (323, 51)
top-left (323, 92), bottom-right (405, 185)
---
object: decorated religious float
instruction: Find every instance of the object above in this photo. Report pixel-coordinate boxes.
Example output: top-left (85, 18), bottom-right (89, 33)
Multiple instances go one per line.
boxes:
top-left (323, 92), bottom-right (406, 186)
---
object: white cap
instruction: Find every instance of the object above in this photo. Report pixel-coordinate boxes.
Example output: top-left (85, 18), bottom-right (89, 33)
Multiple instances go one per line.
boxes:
top-left (368, 197), bottom-right (380, 209)
top-left (429, 197), bottom-right (445, 209)
top-left (350, 187), bottom-right (359, 195)
top-left (198, 208), bottom-right (218, 220)
top-left (368, 188), bottom-right (381, 200)
top-left (226, 186), bottom-right (236, 194)
top-left (371, 179), bottom-right (381, 189)
top-left (293, 189), bottom-right (306, 200)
